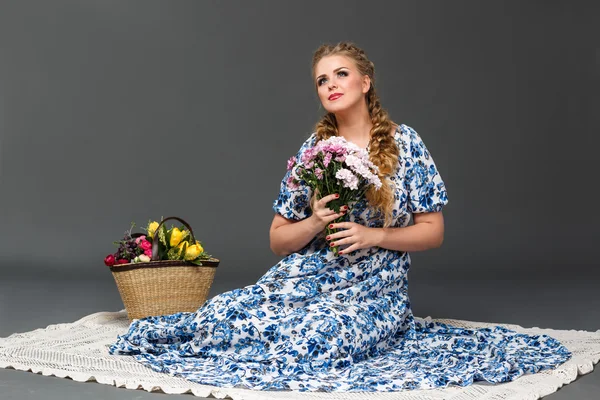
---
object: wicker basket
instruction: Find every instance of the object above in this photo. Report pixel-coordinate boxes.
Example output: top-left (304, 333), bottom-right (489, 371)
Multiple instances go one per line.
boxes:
top-left (109, 216), bottom-right (220, 321)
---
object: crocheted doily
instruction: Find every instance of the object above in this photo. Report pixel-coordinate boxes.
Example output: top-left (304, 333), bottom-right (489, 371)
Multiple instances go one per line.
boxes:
top-left (0, 310), bottom-right (598, 399)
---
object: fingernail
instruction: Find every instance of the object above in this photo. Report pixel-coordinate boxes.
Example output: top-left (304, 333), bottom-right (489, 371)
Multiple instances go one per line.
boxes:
top-left (330, 242), bottom-right (335, 247)
top-left (329, 224), bottom-right (333, 228)
top-left (335, 194), bottom-right (339, 198)
top-left (326, 236), bottom-right (330, 240)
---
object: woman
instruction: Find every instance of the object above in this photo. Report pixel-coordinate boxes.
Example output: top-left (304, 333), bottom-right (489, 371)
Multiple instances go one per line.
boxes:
top-left (109, 42), bottom-right (572, 392)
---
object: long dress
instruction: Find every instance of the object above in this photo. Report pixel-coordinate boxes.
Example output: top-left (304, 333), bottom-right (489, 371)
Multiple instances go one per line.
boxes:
top-left (108, 124), bottom-right (572, 392)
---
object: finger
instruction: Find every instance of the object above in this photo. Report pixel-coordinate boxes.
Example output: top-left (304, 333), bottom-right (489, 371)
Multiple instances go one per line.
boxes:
top-left (331, 221), bottom-right (351, 229)
top-left (326, 230), bottom-right (345, 241)
top-left (326, 212), bottom-right (345, 223)
top-left (314, 187), bottom-right (321, 200)
top-left (323, 206), bottom-right (347, 216)
top-left (319, 193), bottom-right (340, 206)
top-left (322, 208), bottom-right (338, 216)
top-left (312, 194), bottom-right (331, 210)
top-left (339, 244), bottom-right (358, 254)
top-left (329, 237), bottom-right (348, 247)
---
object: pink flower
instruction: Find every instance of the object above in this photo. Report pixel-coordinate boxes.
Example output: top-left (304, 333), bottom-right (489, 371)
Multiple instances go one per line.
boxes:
top-left (140, 240), bottom-right (152, 250)
top-left (328, 145), bottom-right (345, 154)
top-left (323, 152), bottom-right (333, 167)
top-left (134, 235), bottom-right (146, 244)
top-left (286, 156), bottom-right (296, 171)
top-left (315, 167), bottom-right (323, 180)
top-left (144, 249), bottom-right (152, 257)
top-left (301, 148), bottom-right (316, 164)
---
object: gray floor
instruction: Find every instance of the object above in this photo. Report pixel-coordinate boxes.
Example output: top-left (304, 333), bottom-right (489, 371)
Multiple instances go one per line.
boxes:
top-left (0, 268), bottom-right (598, 399)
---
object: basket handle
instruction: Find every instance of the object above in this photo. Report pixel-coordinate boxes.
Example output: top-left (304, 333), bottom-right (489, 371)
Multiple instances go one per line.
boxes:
top-left (150, 216), bottom-right (197, 261)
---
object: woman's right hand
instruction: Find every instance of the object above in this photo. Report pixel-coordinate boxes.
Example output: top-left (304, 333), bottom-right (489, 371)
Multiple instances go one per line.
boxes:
top-left (309, 188), bottom-right (348, 230)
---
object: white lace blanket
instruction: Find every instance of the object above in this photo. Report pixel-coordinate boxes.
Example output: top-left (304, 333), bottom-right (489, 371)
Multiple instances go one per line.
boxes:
top-left (0, 310), bottom-right (598, 399)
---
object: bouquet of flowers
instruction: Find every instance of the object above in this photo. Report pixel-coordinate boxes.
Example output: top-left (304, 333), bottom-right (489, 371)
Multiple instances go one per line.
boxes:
top-left (104, 218), bottom-right (213, 267)
top-left (286, 135), bottom-right (382, 255)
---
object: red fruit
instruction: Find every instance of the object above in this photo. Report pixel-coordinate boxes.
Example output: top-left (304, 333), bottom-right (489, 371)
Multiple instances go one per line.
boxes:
top-left (117, 259), bottom-right (129, 264)
top-left (104, 254), bottom-right (116, 267)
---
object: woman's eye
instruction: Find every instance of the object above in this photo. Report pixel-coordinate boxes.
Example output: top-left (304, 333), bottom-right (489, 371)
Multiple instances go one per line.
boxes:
top-left (317, 71), bottom-right (347, 86)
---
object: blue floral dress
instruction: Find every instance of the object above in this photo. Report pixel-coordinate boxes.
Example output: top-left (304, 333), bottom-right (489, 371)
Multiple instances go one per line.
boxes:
top-left (109, 124), bottom-right (572, 392)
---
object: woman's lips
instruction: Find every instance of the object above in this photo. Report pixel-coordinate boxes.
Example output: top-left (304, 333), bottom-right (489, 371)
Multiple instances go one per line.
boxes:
top-left (329, 94), bottom-right (343, 100)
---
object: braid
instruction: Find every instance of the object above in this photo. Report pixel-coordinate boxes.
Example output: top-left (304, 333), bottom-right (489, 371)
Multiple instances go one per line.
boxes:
top-left (311, 42), bottom-right (400, 228)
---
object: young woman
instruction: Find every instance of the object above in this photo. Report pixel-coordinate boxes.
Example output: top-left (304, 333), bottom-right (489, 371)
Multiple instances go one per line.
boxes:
top-left (109, 42), bottom-right (571, 392)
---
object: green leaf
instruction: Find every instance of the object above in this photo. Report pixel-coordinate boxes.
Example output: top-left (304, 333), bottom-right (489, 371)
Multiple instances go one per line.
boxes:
top-left (180, 229), bottom-right (190, 243)
top-left (165, 228), bottom-right (172, 247)
top-left (159, 224), bottom-right (168, 246)
top-left (158, 245), bottom-right (167, 260)
top-left (179, 242), bottom-right (188, 260)
top-left (189, 259), bottom-right (204, 266)
top-left (167, 247), bottom-right (180, 260)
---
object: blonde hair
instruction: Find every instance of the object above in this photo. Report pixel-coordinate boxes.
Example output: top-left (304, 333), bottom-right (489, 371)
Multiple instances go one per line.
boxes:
top-left (311, 41), bottom-right (399, 228)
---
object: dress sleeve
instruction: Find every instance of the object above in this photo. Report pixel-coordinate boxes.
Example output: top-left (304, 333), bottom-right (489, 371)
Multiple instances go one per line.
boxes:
top-left (272, 134), bottom-right (316, 221)
top-left (400, 125), bottom-right (449, 213)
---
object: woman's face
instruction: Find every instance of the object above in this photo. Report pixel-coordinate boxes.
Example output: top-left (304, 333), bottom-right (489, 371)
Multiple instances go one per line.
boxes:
top-left (314, 54), bottom-right (370, 114)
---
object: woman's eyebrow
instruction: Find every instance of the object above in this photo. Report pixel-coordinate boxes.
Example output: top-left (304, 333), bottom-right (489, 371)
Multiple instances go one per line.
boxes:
top-left (316, 67), bottom-right (348, 80)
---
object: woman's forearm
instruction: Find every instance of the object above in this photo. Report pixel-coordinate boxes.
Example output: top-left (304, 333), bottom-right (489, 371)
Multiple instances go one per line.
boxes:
top-left (270, 216), bottom-right (324, 257)
top-left (375, 223), bottom-right (444, 252)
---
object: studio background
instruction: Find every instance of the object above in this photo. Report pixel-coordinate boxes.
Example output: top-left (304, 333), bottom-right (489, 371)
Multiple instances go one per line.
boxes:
top-left (1, 1), bottom-right (599, 398)
top-left (1, 0), bottom-right (598, 334)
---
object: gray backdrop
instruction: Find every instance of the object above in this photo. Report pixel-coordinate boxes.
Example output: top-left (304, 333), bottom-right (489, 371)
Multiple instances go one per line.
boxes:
top-left (0, 0), bottom-right (598, 291)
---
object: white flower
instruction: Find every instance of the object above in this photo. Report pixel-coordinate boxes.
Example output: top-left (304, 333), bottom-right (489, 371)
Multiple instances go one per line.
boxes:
top-left (335, 168), bottom-right (359, 190)
top-left (344, 154), bottom-right (361, 169)
top-left (368, 173), bottom-right (383, 189)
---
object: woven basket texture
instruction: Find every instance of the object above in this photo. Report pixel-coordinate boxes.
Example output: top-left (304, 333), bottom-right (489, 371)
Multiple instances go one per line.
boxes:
top-left (111, 258), bottom-right (219, 321)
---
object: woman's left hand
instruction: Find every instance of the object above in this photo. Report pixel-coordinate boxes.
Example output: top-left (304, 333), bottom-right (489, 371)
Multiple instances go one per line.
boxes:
top-left (326, 221), bottom-right (383, 254)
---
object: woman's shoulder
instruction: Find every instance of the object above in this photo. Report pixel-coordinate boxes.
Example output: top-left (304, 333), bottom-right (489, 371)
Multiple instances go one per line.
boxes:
top-left (301, 132), bottom-right (317, 149)
top-left (394, 123), bottom-right (414, 138)
top-left (396, 123), bottom-right (425, 140)
top-left (289, 132), bottom-right (317, 160)
top-left (393, 123), bottom-right (425, 163)
top-left (394, 123), bottom-right (425, 148)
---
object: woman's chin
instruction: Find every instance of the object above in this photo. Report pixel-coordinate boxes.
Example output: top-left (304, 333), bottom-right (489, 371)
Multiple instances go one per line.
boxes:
top-left (324, 104), bottom-right (348, 114)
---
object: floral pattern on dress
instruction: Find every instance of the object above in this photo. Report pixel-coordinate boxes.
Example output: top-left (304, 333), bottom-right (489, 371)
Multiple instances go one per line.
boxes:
top-left (108, 124), bottom-right (572, 392)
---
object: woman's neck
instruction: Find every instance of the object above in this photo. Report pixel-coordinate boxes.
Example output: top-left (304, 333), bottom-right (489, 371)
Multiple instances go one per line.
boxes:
top-left (335, 117), bottom-right (372, 147)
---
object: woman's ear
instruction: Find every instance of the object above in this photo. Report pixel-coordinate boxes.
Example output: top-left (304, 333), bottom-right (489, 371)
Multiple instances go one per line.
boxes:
top-left (362, 75), bottom-right (371, 94)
